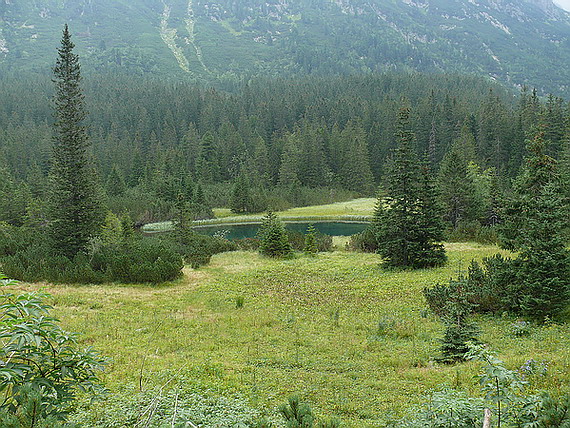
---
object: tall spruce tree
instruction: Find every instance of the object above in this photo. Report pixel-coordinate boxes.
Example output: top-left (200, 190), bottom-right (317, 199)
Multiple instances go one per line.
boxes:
top-left (416, 158), bottom-right (447, 267)
top-left (500, 130), bottom-right (570, 319)
top-left (437, 142), bottom-right (478, 229)
top-left (48, 25), bottom-right (102, 258)
top-left (374, 107), bottom-right (446, 268)
top-left (230, 172), bottom-right (253, 214)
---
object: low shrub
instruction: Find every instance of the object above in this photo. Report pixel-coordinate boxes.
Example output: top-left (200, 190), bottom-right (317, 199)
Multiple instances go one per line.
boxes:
top-left (70, 386), bottom-right (270, 427)
top-left (1, 236), bottom-right (183, 284)
top-left (91, 238), bottom-right (184, 283)
top-left (424, 255), bottom-right (517, 317)
top-left (0, 222), bottom-right (41, 256)
top-left (161, 232), bottom-right (237, 269)
top-left (446, 221), bottom-right (499, 244)
top-left (234, 237), bottom-right (261, 251)
top-left (286, 230), bottom-right (333, 253)
top-left (347, 227), bottom-right (377, 252)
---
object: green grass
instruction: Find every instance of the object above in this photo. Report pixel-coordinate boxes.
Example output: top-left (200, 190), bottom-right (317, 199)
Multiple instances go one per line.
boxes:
top-left (10, 243), bottom-right (570, 426)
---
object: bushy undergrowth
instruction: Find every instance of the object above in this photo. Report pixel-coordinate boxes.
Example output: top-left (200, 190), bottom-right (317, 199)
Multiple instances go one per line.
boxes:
top-left (349, 221), bottom-right (499, 254)
top-left (286, 230), bottom-right (333, 253)
top-left (347, 227), bottom-right (378, 252)
top-left (91, 239), bottom-right (184, 283)
top-left (424, 255), bottom-right (518, 317)
top-left (160, 231), bottom-right (237, 269)
top-left (70, 385), bottom-right (272, 427)
top-left (234, 230), bottom-right (333, 253)
top-left (428, 250), bottom-right (569, 321)
top-left (445, 221), bottom-right (499, 245)
top-left (0, 223), bottom-right (183, 284)
top-left (394, 346), bottom-right (570, 427)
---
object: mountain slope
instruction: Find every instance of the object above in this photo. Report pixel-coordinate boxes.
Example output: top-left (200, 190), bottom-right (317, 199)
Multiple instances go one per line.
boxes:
top-left (1, 0), bottom-right (569, 94)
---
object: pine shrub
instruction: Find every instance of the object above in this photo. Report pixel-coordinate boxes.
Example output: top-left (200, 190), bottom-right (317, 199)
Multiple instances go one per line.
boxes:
top-left (425, 277), bottom-right (480, 363)
top-left (303, 224), bottom-right (319, 255)
top-left (258, 212), bottom-right (292, 258)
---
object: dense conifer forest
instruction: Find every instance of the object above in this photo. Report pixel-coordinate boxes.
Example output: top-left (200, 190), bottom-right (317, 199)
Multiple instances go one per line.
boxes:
top-left (1, 71), bottom-right (568, 227)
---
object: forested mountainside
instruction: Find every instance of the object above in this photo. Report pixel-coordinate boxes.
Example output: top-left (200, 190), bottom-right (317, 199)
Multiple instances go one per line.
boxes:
top-left (1, 0), bottom-right (570, 95)
top-left (1, 72), bottom-right (568, 226)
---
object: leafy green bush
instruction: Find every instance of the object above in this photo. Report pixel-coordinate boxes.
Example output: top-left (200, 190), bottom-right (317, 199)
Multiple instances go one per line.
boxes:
top-left (446, 221), bottom-right (499, 244)
top-left (70, 385), bottom-right (270, 427)
top-left (0, 275), bottom-right (106, 423)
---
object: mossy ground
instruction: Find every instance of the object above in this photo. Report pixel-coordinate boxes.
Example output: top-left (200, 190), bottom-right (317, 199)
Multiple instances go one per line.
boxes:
top-left (7, 243), bottom-right (570, 426)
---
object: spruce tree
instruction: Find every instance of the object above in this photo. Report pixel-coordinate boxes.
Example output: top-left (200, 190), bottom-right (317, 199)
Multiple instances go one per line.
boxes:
top-left (416, 159), bottom-right (447, 267)
top-left (437, 142), bottom-right (478, 228)
top-left (105, 164), bottom-right (126, 197)
top-left (500, 131), bottom-right (570, 319)
top-left (174, 192), bottom-right (193, 239)
top-left (230, 173), bottom-right (253, 214)
top-left (374, 107), bottom-right (446, 268)
top-left (258, 212), bottom-right (292, 258)
top-left (48, 25), bottom-right (102, 258)
top-left (437, 278), bottom-right (480, 364)
top-left (303, 224), bottom-right (318, 255)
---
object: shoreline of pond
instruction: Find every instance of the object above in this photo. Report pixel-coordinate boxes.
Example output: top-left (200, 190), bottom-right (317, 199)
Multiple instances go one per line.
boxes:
top-left (142, 218), bottom-right (371, 239)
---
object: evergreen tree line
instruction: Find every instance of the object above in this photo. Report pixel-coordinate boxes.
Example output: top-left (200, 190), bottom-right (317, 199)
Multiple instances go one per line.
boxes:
top-left (0, 71), bottom-right (569, 226)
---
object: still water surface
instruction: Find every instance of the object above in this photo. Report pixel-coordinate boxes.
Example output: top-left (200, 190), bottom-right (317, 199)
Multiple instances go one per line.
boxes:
top-left (194, 221), bottom-right (368, 240)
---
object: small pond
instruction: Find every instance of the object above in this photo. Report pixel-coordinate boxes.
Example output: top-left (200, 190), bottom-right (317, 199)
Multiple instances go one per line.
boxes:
top-left (193, 221), bottom-right (369, 240)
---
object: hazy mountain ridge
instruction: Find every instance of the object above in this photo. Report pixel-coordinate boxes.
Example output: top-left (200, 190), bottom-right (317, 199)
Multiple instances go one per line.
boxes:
top-left (1, 0), bottom-right (569, 94)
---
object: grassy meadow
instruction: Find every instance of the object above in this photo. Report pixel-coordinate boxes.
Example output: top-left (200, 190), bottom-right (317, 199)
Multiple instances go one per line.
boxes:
top-left (6, 242), bottom-right (570, 426)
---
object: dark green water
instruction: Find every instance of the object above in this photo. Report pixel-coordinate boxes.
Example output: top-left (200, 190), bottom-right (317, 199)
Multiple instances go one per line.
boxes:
top-left (193, 221), bottom-right (368, 240)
